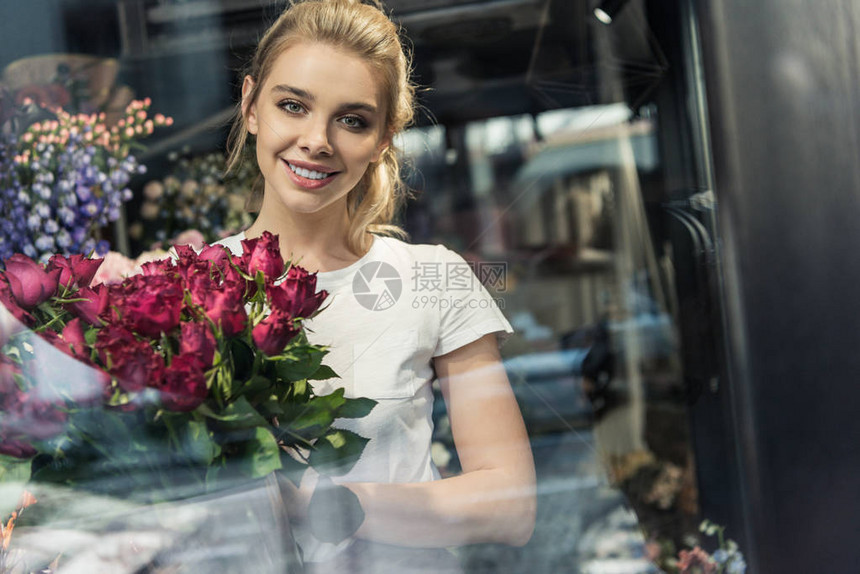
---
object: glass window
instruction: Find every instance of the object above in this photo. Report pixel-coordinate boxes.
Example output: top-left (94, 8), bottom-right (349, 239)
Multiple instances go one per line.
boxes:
top-left (0, 1), bottom-right (731, 572)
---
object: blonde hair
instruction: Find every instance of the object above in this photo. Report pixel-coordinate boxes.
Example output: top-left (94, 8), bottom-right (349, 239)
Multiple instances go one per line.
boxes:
top-left (226, 0), bottom-right (415, 254)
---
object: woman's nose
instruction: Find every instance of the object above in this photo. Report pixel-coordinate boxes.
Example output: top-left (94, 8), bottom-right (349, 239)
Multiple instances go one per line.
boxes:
top-left (298, 118), bottom-right (333, 157)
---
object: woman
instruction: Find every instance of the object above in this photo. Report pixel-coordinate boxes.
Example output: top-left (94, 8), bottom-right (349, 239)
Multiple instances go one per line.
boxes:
top-left (218, 0), bottom-right (536, 570)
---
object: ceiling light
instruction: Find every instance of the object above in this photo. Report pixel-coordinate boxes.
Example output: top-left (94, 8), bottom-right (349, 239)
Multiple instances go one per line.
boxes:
top-left (593, 0), bottom-right (631, 25)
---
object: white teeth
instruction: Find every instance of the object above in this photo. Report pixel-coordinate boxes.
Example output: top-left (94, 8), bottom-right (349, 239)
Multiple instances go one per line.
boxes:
top-left (287, 162), bottom-right (330, 180)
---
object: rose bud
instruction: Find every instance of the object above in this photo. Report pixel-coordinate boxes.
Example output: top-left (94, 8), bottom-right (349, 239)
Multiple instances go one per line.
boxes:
top-left (47, 254), bottom-right (103, 289)
top-left (198, 244), bottom-right (231, 269)
top-left (268, 265), bottom-right (328, 319)
top-left (67, 284), bottom-right (109, 325)
top-left (202, 287), bottom-right (247, 337)
top-left (158, 353), bottom-right (207, 412)
top-left (62, 318), bottom-right (89, 359)
top-left (252, 311), bottom-right (299, 356)
top-left (0, 279), bottom-right (33, 327)
top-left (180, 322), bottom-right (217, 368)
top-left (3, 254), bottom-right (61, 309)
top-left (244, 231), bottom-right (284, 283)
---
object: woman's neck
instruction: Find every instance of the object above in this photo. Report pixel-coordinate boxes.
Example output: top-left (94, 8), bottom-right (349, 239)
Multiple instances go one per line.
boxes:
top-left (244, 197), bottom-right (363, 273)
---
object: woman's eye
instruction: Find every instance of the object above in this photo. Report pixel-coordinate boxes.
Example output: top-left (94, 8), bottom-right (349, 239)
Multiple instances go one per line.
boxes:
top-left (280, 101), bottom-right (304, 114)
top-left (340, 115), bottom-right (367, 129)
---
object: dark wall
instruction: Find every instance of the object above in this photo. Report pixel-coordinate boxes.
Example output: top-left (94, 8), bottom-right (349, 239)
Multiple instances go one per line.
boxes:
top-left (697, 1), bottom-right (860, 572)
top-left (0, 1), bottom-right (67, 70)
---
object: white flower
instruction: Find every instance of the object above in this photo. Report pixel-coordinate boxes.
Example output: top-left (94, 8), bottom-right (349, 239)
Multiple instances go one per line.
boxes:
top-left (143, 180), bottom-right (165, 200)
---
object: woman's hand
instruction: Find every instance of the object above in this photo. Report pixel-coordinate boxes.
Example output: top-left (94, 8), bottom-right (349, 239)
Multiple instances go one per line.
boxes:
top-left (275, 465), bottom-right (319, 523)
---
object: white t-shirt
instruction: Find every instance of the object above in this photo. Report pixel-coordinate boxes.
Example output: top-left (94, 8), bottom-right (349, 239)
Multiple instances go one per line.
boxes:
top-left (216, 232), bottom-right (513, 561)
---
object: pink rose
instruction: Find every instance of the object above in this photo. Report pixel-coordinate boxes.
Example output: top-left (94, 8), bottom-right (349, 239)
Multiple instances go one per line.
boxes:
top-left (3, 254), bottom-right (61, 309)
top-left (158, 353), bottom-right (207, 412)
top-left (89, 251), bottom-right (136, 286)
top-left (172, 229), bottom-right (206, 251)
top-left (252, 310), bottom-right (299, 356)
top-left (202, 286), bottom-right (247, 337)
top-left (46, 254), bottom-right (103, 289)
top-left (180, 322), bottom-right (217, 368)
top-left (268, 265), bottom-right (328, 319)
top-left (678, 547), bottom-right (716, 574)
top-left (240, 231), bottom-right (284, 283)
top-left (66, 284), bottom-right (109, 325)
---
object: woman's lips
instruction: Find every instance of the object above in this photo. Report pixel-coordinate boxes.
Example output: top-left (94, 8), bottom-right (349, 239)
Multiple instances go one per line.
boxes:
top-left (282, 159), bottom-right (338, 189)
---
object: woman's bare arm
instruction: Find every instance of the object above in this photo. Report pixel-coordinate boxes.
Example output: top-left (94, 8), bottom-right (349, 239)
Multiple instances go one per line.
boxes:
top-left (338, 333), bottom-right (537, 547)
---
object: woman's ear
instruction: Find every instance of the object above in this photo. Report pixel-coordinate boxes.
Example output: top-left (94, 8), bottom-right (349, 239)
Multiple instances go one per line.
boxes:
top-left (371, 131), bottom-right (393, 163)
top-left (242, 75), bottom-right (259, 135)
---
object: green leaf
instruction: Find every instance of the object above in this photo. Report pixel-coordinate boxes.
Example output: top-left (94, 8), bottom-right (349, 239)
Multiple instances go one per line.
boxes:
top-left (337, 397), bottom-right (377, 419)
top-left (272, 346), bottom-right (324, 381)
top-left (308, 429), bottom-right (369, 477)
top-left (279, 402), bottom-right (335, 440)
top-left (180, 420), bottom-right (220, 465)
top-left (307, 475), bottom-right (365, 543)
top-left (0, 455), bottom-right (32, 483)
top-left (308, 364), bottom-right (339, 381)
top-left (243, 427), bottom-right (282, 478)
top-left (237, 374), bottom-right (272, 397)
top-left (230, 338), bottom-right (255, 379)
top-left (198, 396), bottom-right (269, 430)
top-left (277, 451), bottom-right (308, 478)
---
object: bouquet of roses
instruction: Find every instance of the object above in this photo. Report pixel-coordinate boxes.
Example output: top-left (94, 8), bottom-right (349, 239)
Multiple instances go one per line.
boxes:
top-left (0, 232), bottom-right (375, 512)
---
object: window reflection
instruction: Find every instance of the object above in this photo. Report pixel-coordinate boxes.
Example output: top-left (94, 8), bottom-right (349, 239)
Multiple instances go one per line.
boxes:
top-left (0, 1), bottom-right (707, 572)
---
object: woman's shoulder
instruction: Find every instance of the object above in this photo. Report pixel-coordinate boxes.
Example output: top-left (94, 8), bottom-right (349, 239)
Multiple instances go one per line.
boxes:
top-left (211, 231), bottom-right (245, 256)
top-left (372, 234), bottom-right (460, 264)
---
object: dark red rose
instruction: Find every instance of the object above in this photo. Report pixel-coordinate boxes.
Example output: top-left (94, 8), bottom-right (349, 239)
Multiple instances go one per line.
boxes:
top-left (241, 231), bottom-right (284, 283)
top-left (3, 254), bottom-right (61, 309)
top-left (46, 254), bottom-right (103, 289)
top-left (173, 243), bottom-right (198, 263)
top-left (2, 390), bottom-right (68, 441)
top-left (62, 318), bottom-right (89, 359)
top-left (96, 326), bottom-right (165, 392)
top-left (139, 257), bottom-right (178, 277)
top-left (180, 321), bottom-right (217, 368)
top-left (158, 353), bottom-right (207, 412)
top-left (252, 310), bottom-right (299, 356)
top-left (0, 279), bottom-right (33, 325)
top-left (268, 265), bottom-right (328, 319)
top-left (198, 244), bottom-right (231, 269)
top-left (0, 358), bottom-right (21, 399)
top-left (118, 274), bottom-right (183, 338)
top-left (66, 284), bottom-right (109, 325)
top-left (186, 268), bottom-right (217, 307)
top-left (202, 286), bottom-right (247, 337)
top-left (0, 436), bottom-right (36, 459)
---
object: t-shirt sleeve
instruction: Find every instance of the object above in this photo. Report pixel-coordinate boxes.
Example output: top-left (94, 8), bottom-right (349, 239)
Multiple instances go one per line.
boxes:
top-left (432, 246), bottom-right (514, 357)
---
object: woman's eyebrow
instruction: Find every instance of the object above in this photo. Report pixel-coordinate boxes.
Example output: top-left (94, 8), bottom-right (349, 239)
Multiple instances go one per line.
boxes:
top-left (271, 84), bottom-right (378, 114)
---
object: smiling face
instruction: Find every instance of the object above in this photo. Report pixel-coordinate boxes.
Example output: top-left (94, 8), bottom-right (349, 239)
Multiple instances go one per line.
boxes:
top-left (243, 41), bottom-right (390, 219)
